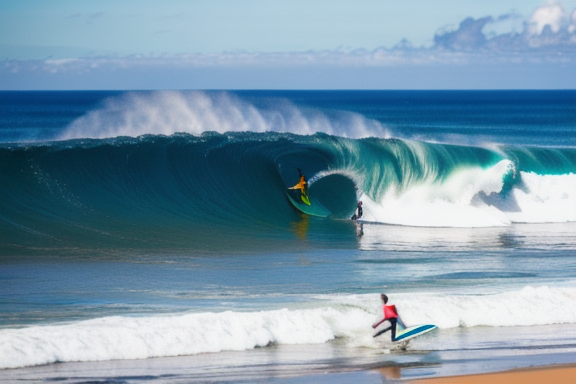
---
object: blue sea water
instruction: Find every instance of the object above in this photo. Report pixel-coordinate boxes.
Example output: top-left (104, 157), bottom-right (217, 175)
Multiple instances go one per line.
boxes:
top-left (0, 90), bottom-right (575, 382)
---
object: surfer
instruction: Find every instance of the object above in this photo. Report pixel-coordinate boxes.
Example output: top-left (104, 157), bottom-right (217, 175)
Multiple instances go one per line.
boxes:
top-left (372, 294), bottom-right (405, 341)
top-left (288, 168), bottom-right (309, 202)
top-left (351, 201), bottom-right (363, 220)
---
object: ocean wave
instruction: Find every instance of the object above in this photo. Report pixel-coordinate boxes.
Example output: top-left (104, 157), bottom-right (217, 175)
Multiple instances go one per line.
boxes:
top-left (1, 132), bottom-right (575, 255)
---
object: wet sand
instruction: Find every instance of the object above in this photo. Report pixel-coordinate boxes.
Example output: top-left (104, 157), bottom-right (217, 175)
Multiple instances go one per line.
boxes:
top-left (407, 364), bottom-right (576, 384)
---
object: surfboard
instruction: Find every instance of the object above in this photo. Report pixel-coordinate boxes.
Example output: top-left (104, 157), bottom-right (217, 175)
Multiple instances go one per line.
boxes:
top-left (286, 191), bottom-right (331, 218)
top-left (394, 324), bottom-right (437, 342)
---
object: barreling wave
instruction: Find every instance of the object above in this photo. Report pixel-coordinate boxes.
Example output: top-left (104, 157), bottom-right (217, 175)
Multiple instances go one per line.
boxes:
top-left (1, 285), bottom-right (575, 369)
top-left (1, 132), bottom-right (575, 255)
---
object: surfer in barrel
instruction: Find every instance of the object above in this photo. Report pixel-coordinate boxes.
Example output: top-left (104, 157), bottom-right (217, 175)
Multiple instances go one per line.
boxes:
top-left (288, 168), bottom-right (310, 205)
top-left (372, 293), bottom-right (405, 341)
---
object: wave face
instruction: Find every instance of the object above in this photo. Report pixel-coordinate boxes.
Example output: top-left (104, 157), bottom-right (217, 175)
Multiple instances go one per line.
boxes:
top-left (1, 132), bottom-right (575, 254)
top-left (2, 285), bottom-right (575, 369)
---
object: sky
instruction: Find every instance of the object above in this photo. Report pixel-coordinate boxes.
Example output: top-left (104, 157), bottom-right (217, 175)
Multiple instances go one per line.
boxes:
top-left (1, 0), bottom-right (576, 90)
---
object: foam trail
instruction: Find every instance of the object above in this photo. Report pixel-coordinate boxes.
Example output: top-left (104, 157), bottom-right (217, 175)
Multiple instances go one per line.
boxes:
top-left (59, 91), bottom-right (390, 140)
top-left (2, 285), bottom-right (575, 369)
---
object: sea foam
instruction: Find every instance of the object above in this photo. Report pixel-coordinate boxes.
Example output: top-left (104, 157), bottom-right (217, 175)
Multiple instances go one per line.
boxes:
top-left (59, 91), bottom-right (390, 140)
top-left (361, 160), bottom-right (576, 227)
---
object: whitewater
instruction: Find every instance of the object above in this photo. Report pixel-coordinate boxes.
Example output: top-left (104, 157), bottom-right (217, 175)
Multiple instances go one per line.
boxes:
top-left (0, 90), bottom-right (575, 381)
top-left (2, 286), bottom-right (576, 370)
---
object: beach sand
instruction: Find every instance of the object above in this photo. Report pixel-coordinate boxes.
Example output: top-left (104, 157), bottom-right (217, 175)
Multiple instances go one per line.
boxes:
top-left (402, 364), bottom-right (576, 384)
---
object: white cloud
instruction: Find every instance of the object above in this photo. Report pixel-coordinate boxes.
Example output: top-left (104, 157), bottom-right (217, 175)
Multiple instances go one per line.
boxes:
top-left (433, 4), bottom-right (576, 52)
top-left (528, 4), bottom-right (565, 35)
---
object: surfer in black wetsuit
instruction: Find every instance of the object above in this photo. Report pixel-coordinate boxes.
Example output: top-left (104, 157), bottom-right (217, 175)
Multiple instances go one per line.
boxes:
top-left (351, 200), bottom-right (363, 220)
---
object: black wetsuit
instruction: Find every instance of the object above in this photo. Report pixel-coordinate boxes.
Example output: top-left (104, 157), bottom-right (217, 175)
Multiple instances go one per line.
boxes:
top-left (351, 204), bottom-right (363, 220)
top-left (373, 317), bottom-right (397, 341)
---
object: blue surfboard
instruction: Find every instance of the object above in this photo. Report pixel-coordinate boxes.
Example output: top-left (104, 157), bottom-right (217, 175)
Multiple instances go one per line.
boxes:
top-left (394, 324), bottom-right (437, 342)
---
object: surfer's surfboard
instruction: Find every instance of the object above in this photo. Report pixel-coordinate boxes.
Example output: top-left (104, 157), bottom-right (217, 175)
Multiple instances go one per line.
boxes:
top-left (394, 324), bottom-right (437, 342)
top-left (286, 191), bottom-right (331, 218)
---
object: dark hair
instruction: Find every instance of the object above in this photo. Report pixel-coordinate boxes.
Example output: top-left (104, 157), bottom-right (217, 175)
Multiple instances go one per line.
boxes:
top-left (381, 294), bottom-right (388, 304)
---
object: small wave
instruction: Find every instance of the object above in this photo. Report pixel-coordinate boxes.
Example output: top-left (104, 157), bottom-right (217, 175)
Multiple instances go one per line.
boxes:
top-left (0, 306), bottom-right (373, 369)
top-left (1, 285), bottom-right (575, 369)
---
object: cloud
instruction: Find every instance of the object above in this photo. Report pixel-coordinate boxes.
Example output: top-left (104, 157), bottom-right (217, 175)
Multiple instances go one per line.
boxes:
top-left (529, 4), bottom-right (565, 34)
top-left (434, 4), bottom-right (576, 52)
top-left (434, 17), bottom-right (492, 51)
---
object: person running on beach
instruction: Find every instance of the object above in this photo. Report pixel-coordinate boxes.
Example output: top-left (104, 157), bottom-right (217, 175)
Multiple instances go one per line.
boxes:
top-left (372, 294), bottom-right (405, 341)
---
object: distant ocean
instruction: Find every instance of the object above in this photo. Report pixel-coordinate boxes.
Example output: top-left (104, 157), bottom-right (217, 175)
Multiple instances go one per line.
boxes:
top-left (1, 90), bottom-right (575, 382)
